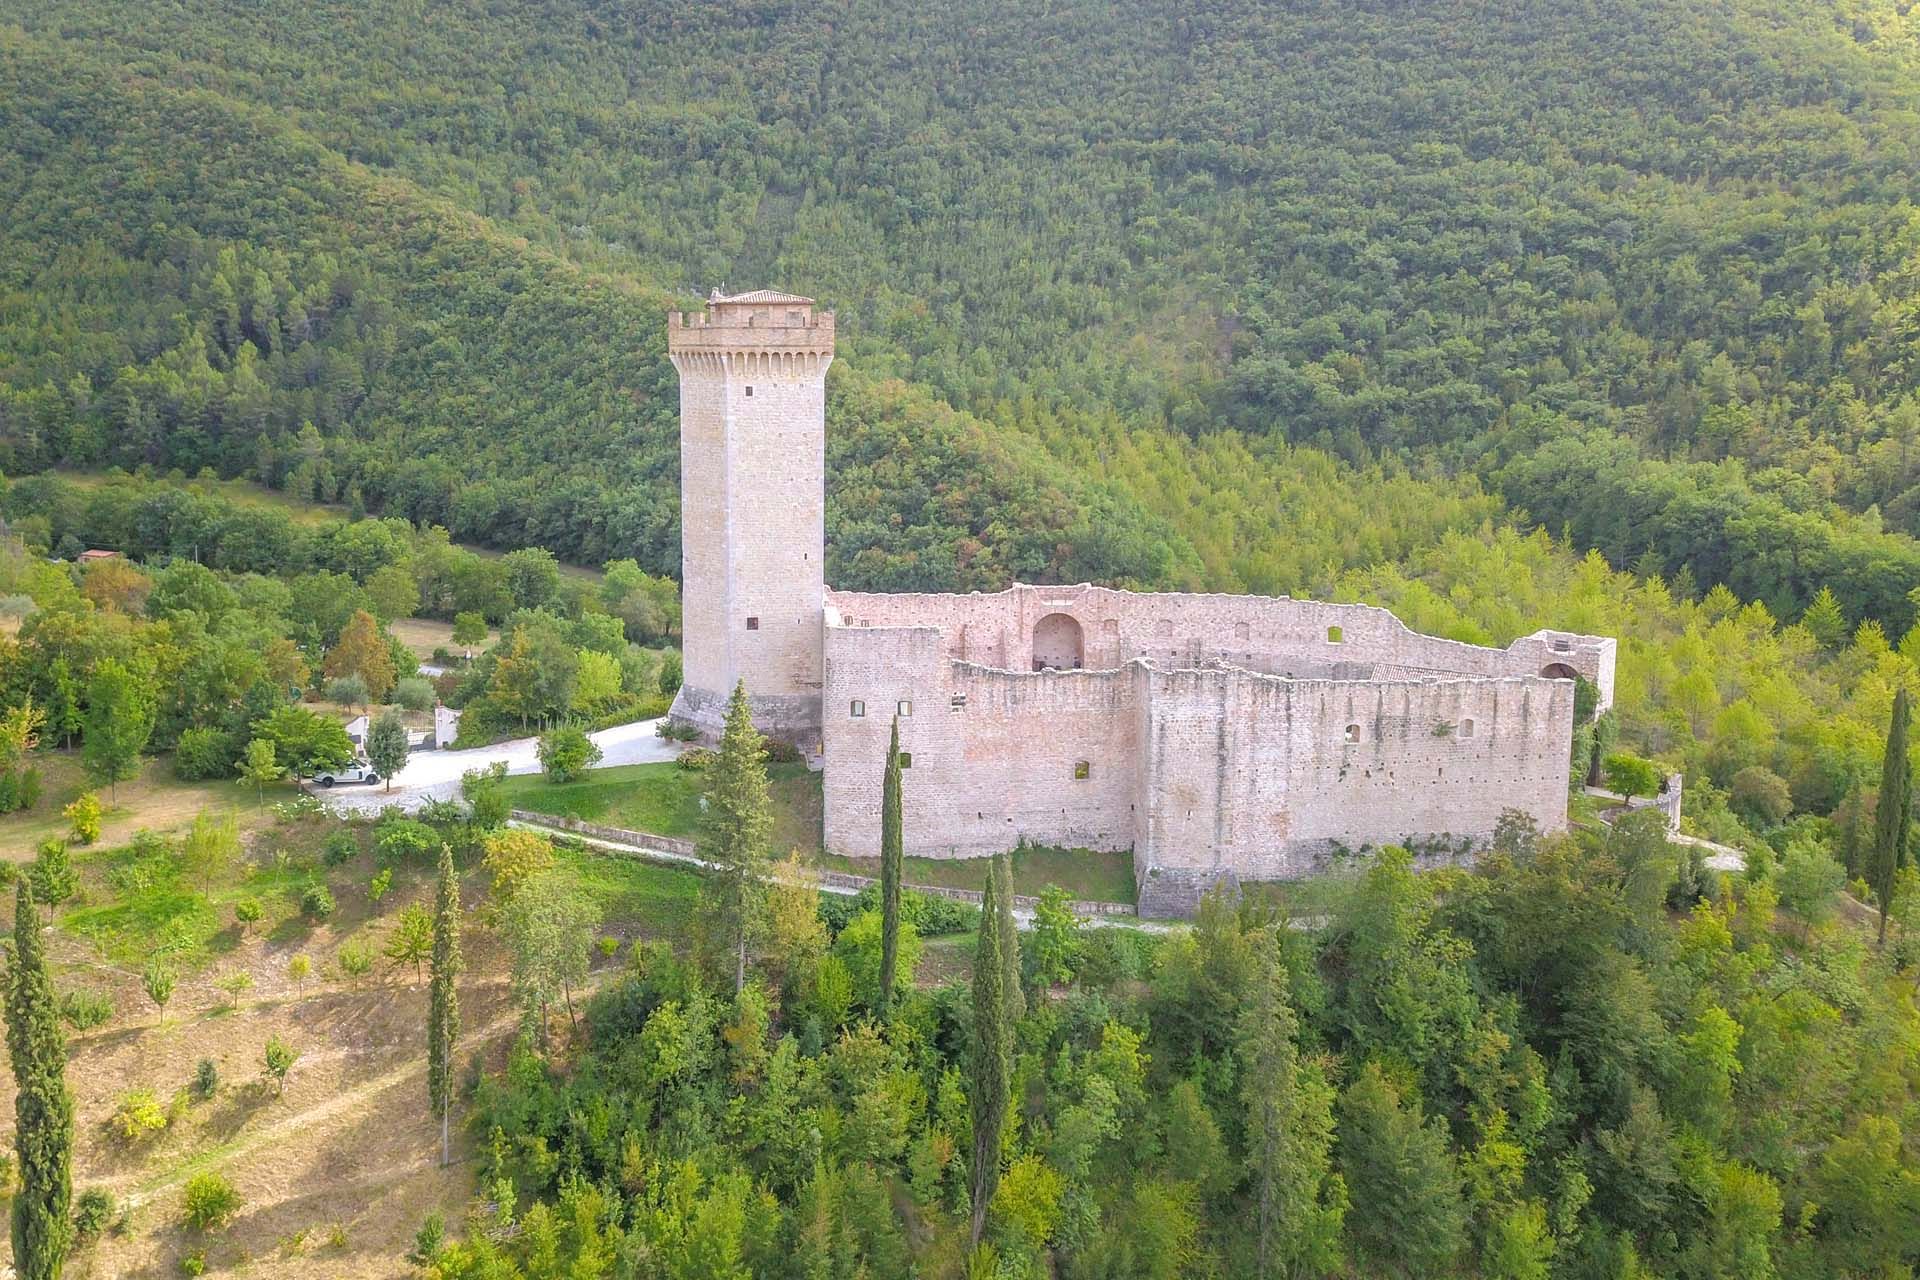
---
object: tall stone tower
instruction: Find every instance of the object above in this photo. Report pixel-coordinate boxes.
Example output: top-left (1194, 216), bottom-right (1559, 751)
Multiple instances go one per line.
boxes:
top-left (666, 289), bottom-right (834, 743)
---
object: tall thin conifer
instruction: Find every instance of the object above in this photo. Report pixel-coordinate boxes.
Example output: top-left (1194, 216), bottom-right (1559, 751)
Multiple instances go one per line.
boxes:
top-left (968, 864), bottom-right (1011, 1249)
top-left (993, 851), bottom-right (1023, 1024)
top-left (427, 842), bottom-right (462, 1167)
top-left (1872, 687), bottom-right (1913, 945)
top-left (7, 881), bottom-right (72, 1280)
top-left (878, 716), bottom-right (904, 1017)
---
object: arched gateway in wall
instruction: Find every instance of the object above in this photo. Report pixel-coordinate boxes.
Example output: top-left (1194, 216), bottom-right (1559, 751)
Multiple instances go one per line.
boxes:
top-left (1541, 662), bottom-right (1580, 681)
top-left (1032, 612), bottom-right (1084, 671)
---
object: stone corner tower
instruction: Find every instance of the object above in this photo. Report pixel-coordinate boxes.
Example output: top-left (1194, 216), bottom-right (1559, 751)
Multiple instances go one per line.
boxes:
top-left (666, 289), bottom-right (834, 744)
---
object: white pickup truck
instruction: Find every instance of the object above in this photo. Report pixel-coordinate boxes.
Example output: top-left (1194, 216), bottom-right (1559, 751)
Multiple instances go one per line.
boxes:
top-left (311, 761), bottom-right (382, 788)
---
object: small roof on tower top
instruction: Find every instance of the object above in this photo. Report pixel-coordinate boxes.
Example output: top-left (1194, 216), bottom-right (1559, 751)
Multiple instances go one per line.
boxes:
top-left (708, 288), bottom-right (815, 306)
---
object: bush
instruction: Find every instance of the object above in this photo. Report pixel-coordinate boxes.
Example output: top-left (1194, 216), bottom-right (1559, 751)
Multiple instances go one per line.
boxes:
top-left (73, 1187), bottom-right (115, 1238)
top-left (173, 726), bottom-right (235, 781)
top-left (110, 1088), bottom-right (169, 1141)
top-left (765, 738), bottom-right (803, 764)
top-left (59, 988), bottom-right (114, 1030)
top-left (321, 830), bottom-right (362, 867)
top-left (64, 791), bottom-right (103, 844)
top-left (233, 896), bottom-right (263, 933)
top-left (181, 1172), bottom-right (241, 1232)
top-left (31, 839), bottom-right (76, 908)
top-left (192, 1058), bottom-right (219, 1101)
top-left (538, 724), bottom-right (604, 783)
top-left (301, 880), bottom-right (336, 920)
top-left (675, 747), bottom-right (715, 771)
top-left (393, 676), bottom-right (436, 711)
top-left (375, 817), bottom-right (440, 865)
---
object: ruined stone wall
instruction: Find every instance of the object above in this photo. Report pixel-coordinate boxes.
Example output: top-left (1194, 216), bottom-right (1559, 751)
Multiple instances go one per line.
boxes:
top-left (826, 583), bottom-right (1614, 710)
top-left (822, 618), bottom-right (1140, 859)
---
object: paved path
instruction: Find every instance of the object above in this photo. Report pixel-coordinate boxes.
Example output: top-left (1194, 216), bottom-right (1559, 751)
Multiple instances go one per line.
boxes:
top-left (1583, 785), bottom-right (1746, 872)
top-left (317, 718), bottom-right (678, 816)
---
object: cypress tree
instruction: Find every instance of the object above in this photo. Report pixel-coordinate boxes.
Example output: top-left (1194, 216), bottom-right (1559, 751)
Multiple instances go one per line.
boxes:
top-left (993, 851), bottom-right (1024, 1025)
top-left (968, 864), bottom-right (1010, 1249)
top-left (1871, 687), bottom-right (1912, 946)
top-left (699, 680), bottom-right (773, 993)
top-left (1239, 927), bottom-right (1344, 1278)
top-left (877, 716), bottom-right (904, 1018)
top-left (427, 842), bottom-right (462, 1167)
top-left (7, 881), bottom-right (72, 1280)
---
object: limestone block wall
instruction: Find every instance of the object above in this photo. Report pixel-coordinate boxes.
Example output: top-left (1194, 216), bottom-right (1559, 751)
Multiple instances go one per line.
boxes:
top-left (668, 311), bottom-right (832, 740)
top-left (1135, 671), bottom-right (1573, 889)
top-left (822, 617), bottom-right (1140, 859)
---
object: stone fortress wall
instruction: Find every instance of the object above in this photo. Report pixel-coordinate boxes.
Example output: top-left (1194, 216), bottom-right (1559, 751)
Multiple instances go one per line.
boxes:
top-left (661, 290), bottom-right (1617, 917)
top-left (821, 584), bottom-right (1613, 915)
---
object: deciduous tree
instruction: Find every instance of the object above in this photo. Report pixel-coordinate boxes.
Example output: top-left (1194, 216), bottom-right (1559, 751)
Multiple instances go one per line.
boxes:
top-left (82, 658), bottom-right (155, 800)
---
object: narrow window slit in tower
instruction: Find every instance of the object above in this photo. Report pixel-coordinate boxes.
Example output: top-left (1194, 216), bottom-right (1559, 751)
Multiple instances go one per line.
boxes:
top-left (746, 617), bottom-right (759, 630)
top-left (745, 385), bottom-right (754, 396)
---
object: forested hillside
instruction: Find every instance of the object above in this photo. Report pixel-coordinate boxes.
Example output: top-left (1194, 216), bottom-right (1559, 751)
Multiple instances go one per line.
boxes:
top-left (4, 0), bottom-right (1920, 624)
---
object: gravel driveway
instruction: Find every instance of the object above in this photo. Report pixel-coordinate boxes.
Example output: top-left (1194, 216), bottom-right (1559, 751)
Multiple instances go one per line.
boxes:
top-left (316, 717), bottom-right (680, 815)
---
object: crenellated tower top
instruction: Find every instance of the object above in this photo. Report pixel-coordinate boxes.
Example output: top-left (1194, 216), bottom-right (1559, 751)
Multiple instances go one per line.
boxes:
top-left (667, 289), bottom-right (835, 368)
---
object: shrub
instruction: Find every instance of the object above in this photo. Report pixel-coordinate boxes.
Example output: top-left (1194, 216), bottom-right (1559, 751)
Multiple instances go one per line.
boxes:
top-left (181, 1172), bottom-right (241, 1232)
top-left (192, 1058), bottom-right (219, 1101)
top-left (233, 896), bottom-right (263, 934)
top-left (110, 1088), bottom-right (168, 1141)
top-left (321, 830), bottom-right (362, 867)
top-left (368, 867), bottom-right (393, 909)
top-left (173, 726), bottom-right (236, 781)
top-left (374, 818), bottom-right (439, 865)
top-left (393, 676), bottom-right (436, 711)
top-left (64, 791), bottom-right (103, 844)
top-left (288, 954), bottom-right (312, 986)
top-left (764, 738), bottom-right (803, 764)
top-left (301, 880), bottom-right (336, 920)
top-left (180, 1247), bottom-right (207, 1275)
top-left (675, 747), bottom-right (715, 771)
top-left (337, 941), bottom-right (373, 977)
top-left (598, 935), bottom-right (622, 958)
top-left (73, 1187), bottom-right (115, 1238)
top-left (59, 987), bottom-right (114, 1030)
top-left (538, 724), bottom-right (604, 782)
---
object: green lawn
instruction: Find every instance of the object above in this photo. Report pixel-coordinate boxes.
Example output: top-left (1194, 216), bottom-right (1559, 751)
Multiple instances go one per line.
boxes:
top-left (551, 843), bottom-right (702, 936)
top-left (817, 843), bottom-right (1137, 905)
top-left (500, 760), bottom-right (822, 855)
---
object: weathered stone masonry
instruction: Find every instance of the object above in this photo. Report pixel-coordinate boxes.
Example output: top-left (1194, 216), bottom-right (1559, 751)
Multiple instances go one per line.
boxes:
top-left (667, 292), bottom-right (1616, 916)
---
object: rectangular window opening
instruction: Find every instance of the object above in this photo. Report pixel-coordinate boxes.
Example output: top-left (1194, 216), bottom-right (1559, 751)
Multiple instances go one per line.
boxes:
top-left (898, 700), bottom-right (913, 717)
top-left (898, 752), bottom-right (912, 768)
top-left (849, 700), bottom-right (865, 718)
top-left (1327, 625), bottom-right (1344, 644)
top-left (746, 616), bottom-right (759, 630)
top-left (950, 694), bottom-right (967, 710)
top-left (1073, 761), bottom-right (1091, 780)
top-left (745, 385), bottom-right (754, 397)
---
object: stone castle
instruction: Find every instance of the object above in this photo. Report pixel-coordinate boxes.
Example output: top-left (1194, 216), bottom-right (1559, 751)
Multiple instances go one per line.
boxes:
top-left (667, 291), bottom-right (1616, 916)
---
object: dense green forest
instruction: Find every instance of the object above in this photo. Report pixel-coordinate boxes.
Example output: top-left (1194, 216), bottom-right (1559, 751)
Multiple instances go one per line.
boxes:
top-left (5, 0), bottom-right (1920, 624)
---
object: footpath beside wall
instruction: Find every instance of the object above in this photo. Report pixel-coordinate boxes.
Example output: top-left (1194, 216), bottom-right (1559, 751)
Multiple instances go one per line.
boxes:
top-left (509, 810), bottom-right (1138, 918)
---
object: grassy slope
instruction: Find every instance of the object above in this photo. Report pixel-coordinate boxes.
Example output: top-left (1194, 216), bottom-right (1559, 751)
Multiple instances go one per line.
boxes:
top-left (500, 760), bottom-right (824, 856)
